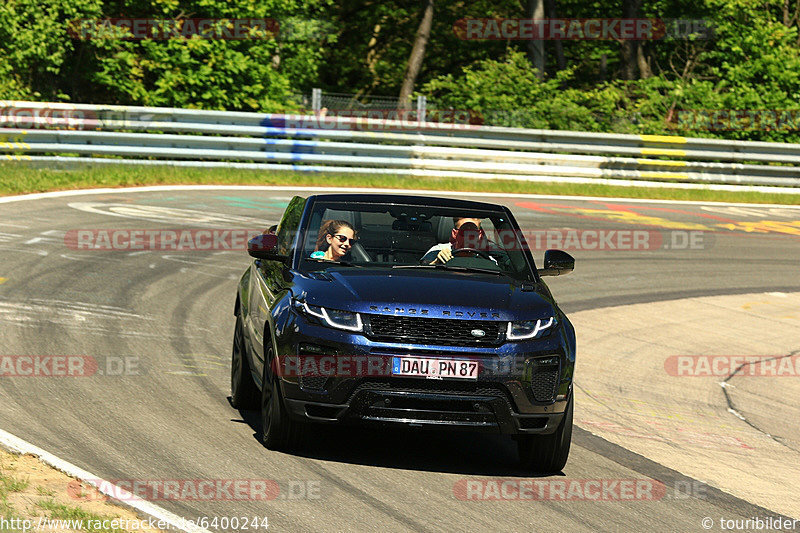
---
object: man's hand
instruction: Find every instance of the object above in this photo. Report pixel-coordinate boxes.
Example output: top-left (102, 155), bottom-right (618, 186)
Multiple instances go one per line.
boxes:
top-left (431, 247), bottom-right (452, 264)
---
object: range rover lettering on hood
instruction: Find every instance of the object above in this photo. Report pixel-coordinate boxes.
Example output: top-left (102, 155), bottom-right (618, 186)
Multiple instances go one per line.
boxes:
top-left (368, 305), bottom-right (500, 318)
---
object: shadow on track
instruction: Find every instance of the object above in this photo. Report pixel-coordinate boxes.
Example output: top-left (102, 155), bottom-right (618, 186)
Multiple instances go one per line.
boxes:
top-left (230, 399), bottom-right (563, 478)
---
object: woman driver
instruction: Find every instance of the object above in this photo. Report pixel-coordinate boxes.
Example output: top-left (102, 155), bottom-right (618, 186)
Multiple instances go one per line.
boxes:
top-left (310, 220), bottom-right (356, 262)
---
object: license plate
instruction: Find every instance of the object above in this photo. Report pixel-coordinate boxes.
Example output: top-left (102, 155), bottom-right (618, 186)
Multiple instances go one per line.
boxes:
top-left (391, 356), bottom-right (479, 380)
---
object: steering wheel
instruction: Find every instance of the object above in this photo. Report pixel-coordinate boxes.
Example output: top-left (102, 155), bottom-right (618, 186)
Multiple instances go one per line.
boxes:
top-left (451, 247), bottom-right (495, 261)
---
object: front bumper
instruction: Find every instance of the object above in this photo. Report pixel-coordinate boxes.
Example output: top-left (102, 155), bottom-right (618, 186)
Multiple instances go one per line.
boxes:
top-left (284, 377), bottom-right (569, 435)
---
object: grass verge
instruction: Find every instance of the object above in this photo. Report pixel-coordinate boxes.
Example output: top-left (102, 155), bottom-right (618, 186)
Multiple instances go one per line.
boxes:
top-left (0, 449), bottom-right (165, 533)
top-left (36, 499), bottom-right (127, 533)
top-left (2, 163), bottom-right (800, 204)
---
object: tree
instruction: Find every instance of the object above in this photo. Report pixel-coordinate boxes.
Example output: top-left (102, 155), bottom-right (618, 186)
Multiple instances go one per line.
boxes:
top-left (524, 0), bottom-right (545, 79)
top-left (398, 0), bottom-right (434, 110)
top-left (620, 0), bottom-right (640, 80)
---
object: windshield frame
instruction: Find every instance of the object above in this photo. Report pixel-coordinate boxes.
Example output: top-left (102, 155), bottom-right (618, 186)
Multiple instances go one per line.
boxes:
top-left (297, 198), bottom-right (537, 281)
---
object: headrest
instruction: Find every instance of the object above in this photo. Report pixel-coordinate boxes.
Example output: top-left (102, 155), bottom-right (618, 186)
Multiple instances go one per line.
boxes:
top-left (323, 209), bottom-right (354, 224)
top-left (436, 216), bottom-right (453, 243)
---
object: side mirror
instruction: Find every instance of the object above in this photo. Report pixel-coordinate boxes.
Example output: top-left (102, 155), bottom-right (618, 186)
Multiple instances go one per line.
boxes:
top-left (247, 234), bottom-right (286, 261)
top-left (538, 249), bottom-right (575, 277)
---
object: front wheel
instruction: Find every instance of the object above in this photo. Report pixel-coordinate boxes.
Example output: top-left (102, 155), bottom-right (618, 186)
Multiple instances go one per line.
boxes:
top-left (518, 394), bottom-right (573, 473)
top-left (230, 314), bottom-right (259, 410)
top-left (261, 345), bottom-right (303, 451)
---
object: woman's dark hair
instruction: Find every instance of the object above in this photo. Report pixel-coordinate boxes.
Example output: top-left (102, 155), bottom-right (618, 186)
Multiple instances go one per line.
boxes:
top-left (314, 219), bottom-right (355, 251)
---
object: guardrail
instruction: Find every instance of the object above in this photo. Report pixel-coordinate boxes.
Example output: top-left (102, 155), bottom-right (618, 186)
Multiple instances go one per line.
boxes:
top-left (2, 100), bottom-right (800, 192)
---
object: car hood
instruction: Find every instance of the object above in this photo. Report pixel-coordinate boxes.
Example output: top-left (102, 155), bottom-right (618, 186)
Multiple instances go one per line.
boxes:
top-left (297, 268), bottom-right (554, 321)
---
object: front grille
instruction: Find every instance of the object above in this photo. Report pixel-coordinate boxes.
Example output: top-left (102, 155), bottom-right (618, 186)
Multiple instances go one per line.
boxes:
top-left (366, 315), bottom-right (503, 346)
top-left (531, 368), bottom-right (559, 402)
top-left (352, 378), bottom-right (500, 396)
top-left (347, 378), bottom-right (515, 406)
top-left (346, 379), bottom-right (517, 429)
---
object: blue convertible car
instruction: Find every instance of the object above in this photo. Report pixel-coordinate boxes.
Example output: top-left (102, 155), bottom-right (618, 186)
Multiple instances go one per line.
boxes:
top-left (231, 193), bottom-right (576, 472)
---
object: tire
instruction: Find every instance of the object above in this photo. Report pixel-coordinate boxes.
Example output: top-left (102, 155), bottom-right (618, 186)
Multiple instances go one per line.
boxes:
top-left (230, 314), bottom-right (259, 410)
top-left (260, 344), bottom-right (303, 451)
top-left (518, 394), bottom-right (573, 473)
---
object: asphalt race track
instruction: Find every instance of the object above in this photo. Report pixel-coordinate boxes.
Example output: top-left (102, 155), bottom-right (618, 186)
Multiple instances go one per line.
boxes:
top-left (1, 186), bottom-right (799, 532)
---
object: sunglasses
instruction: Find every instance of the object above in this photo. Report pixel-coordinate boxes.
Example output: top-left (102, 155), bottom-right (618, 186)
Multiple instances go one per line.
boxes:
top-left (333, 234), bottom-right (357, 244)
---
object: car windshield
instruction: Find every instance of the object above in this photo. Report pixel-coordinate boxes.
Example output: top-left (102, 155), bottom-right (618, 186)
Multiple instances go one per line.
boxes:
top-left (300, 200), bottom-right (534, 280)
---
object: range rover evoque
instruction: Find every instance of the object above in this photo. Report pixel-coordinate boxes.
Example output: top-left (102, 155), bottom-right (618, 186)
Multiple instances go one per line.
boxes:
top-left (231, 194), bottom-right (576, 472)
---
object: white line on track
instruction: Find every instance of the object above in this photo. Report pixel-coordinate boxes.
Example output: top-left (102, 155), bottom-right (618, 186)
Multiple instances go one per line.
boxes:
top-left (0, 428), bottom-right (213, 533)
top-left (1, 184), bottom-right (800, 209)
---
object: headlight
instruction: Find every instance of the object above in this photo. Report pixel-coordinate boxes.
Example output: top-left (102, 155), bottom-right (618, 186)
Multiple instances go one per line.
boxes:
top-left (298, 301), bottom-right (363, 332)
top-left (507, 317), bottom-right (556, 340)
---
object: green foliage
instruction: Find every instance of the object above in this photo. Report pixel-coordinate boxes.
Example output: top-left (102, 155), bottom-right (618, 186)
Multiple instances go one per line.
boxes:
top-left (86, 0), bottom-right (336, 110)
top-left (3, 0), bottom-right (800, 141)
top-left (420, 0), bottom-right (800, 142)
top-left (423, 51), bottom-right (633, 132)
top-left (0, 0), bottom-right (333, 110)
top-left (0, 0), bottom-right (104, 100)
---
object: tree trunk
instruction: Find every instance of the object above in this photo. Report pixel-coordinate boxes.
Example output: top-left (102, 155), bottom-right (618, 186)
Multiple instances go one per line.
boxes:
top-left (545, 0), bottom-right (566, 72)
top-left (398, 0), bottom-right (434, 110)
top-left (525, 0), bottom-right (546, 78)
top-left (620, 0), bottom-right (641, 80)
top-left (637, 43), bottom-right (652, 78)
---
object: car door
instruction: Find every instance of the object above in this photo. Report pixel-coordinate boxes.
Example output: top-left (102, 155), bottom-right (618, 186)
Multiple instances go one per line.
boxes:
top-left (244, 196), bottom-right (306, 380)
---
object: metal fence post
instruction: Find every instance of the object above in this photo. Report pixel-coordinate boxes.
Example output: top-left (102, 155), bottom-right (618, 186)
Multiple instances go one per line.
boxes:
top-left (312, 88), bottom-right (322, 112)
top-left (417, 95), bottom-right (427, 123)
